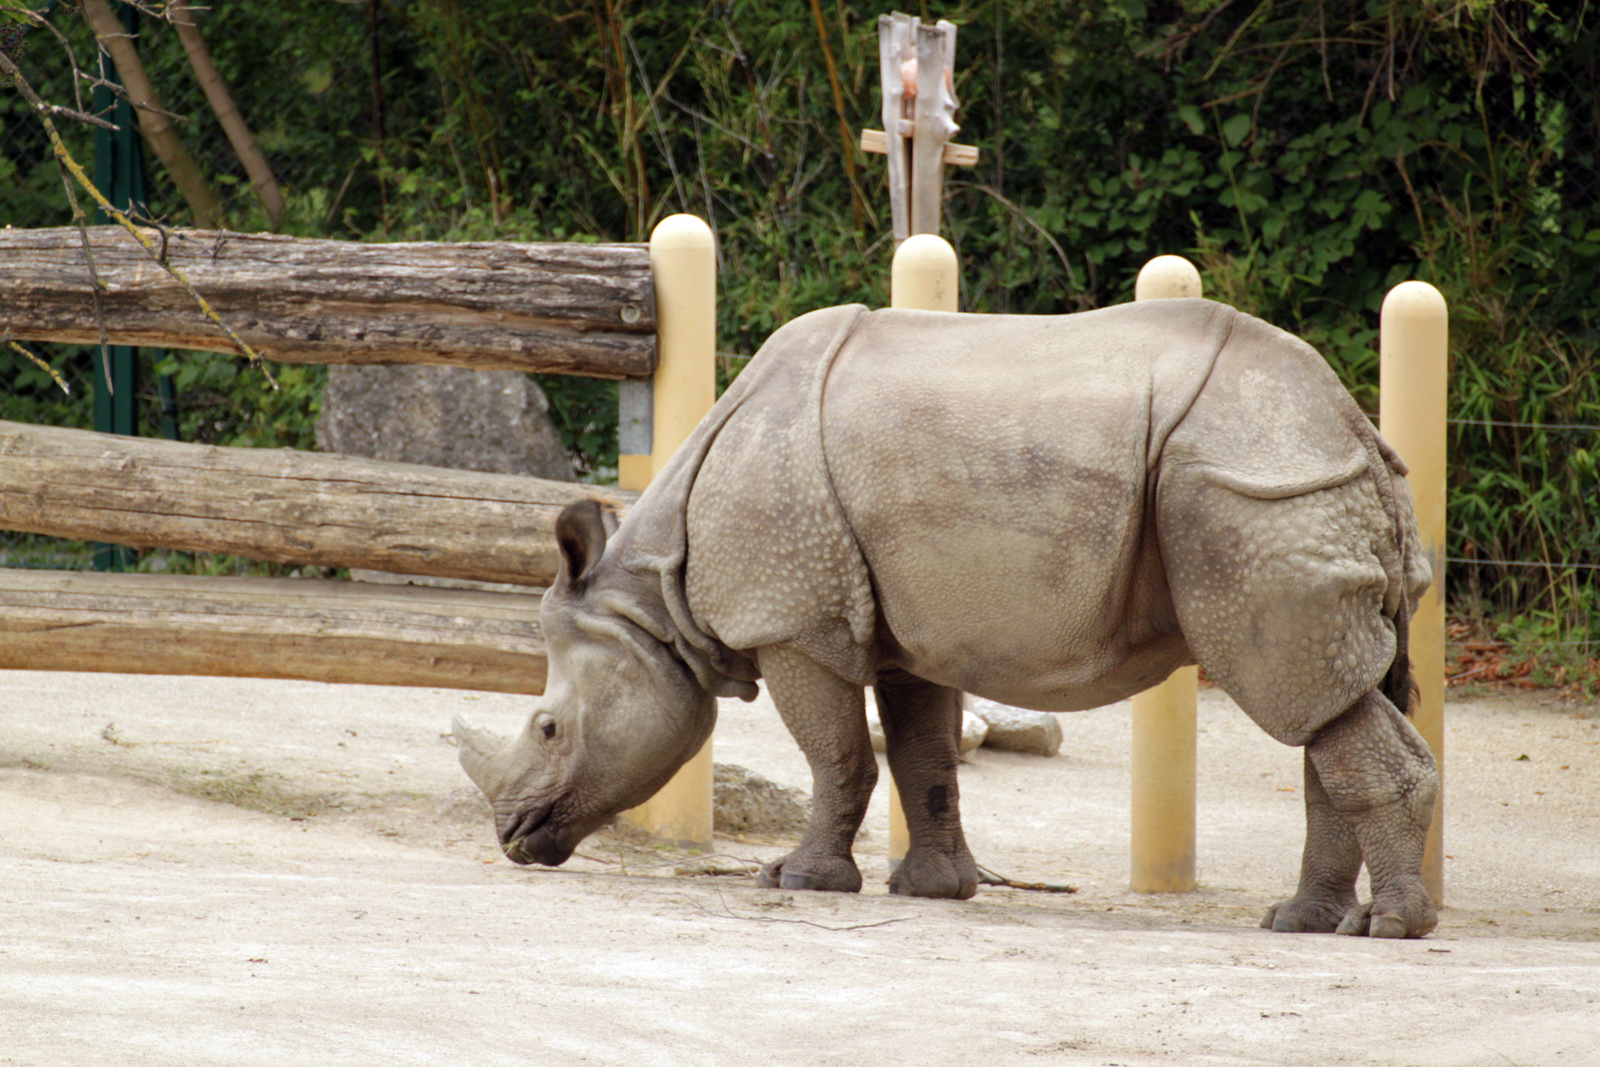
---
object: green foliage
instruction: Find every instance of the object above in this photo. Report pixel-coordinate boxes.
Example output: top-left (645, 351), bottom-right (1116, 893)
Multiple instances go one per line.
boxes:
top-left (150, 353), bottom-right (323, 450)
top-left (1, 0), bottom-right (1595, 645)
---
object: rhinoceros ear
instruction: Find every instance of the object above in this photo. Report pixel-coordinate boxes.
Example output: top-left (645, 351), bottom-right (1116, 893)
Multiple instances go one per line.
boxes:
top-left (555, 499), bottom-right (611, 590)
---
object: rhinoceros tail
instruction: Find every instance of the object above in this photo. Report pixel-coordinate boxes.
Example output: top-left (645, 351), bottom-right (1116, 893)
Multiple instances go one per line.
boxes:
top-left (1382, 591), bottom-right (1419, 719)
top-left (1350, 411), bottom-right (1425, 721)
top-left (1375, 433), bottom-right (1421, 721)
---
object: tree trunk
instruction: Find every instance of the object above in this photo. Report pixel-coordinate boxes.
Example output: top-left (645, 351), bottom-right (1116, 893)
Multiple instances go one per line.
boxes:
top-left (0, 419), bottom-right (636, 586)
top-left (0, 569), bottom-right (547, 693)
top-left (170, 1), bottom-right (285, 228)
top-left (0, 226), bottom-right (656, 375)
top-left (79, 0), bottom-right (225, 228)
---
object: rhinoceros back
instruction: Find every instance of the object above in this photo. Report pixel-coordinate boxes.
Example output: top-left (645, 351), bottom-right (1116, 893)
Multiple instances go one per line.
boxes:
top-left (816, 301), bottom-right (1241, 706)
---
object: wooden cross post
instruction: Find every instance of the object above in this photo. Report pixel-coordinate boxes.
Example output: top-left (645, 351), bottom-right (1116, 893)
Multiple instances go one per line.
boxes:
top-left (861, 11), bottom-right (977, 875)
top-left (859, 12), bottom-right (979, 244)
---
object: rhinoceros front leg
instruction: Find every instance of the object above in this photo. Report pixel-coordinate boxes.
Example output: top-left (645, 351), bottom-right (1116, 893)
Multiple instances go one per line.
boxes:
top-left (875, 672), bottom-right (979, 900)
top-left (753, 645), bottom-right (876, 893)
top-left (1270, 689), bottom-right (1439, 938)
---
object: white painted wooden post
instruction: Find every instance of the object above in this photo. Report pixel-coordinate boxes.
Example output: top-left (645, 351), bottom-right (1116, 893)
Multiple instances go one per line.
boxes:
top-left (1379, 280), bottom-right (1448, 908)
top-left (617, 214), bottom-right (718, 851)
top-left (1129, 254), bottom-right (1201, 894)
top-left (860, 13), bottom-right (977, 245)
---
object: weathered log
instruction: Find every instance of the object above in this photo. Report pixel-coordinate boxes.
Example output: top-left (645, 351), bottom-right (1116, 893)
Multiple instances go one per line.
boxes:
top-left (0, 569), bottom-right (547, 693)
top-left (0, 226), bottom-right (656, 377)
top-left (0, 419), bottom-right (636, 586)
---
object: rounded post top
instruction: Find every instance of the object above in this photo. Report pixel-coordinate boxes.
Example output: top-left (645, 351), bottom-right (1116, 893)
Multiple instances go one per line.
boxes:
top-left (1135, 255), bottom-right (1203, 301)
top-left (891, 233), bottom-right (959, 312)
top-left (649, 213), bottom-right (714, 251)
top-left (893, 233), bottom-right (958, 272)
top-left (1381, 279), bottom-right (1448, 321)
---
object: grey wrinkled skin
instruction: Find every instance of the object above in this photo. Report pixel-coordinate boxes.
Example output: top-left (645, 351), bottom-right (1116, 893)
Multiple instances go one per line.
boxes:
top-left (458, 299), bottom-right (1439, 938)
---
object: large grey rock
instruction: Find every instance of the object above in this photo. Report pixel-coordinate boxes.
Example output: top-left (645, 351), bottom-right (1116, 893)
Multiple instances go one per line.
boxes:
top-left (712, 764), bottom-right (810, 836)
top-left (968, 698), bottom-right (1063, 756)
top-left (316, 364), bottom-right (576, 482)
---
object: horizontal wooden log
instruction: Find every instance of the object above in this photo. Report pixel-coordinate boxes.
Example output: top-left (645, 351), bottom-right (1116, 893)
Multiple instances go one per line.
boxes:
top-left (0, 419), bottom-right (636, 586)
top-left (0, 569), bottom-right (547, 693)
top-left (0, 226), bottom-right (656, 377)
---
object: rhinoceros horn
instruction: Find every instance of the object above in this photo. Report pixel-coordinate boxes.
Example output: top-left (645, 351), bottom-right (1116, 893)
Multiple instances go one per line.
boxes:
top-left (451, 714), bottom-right (507, 794)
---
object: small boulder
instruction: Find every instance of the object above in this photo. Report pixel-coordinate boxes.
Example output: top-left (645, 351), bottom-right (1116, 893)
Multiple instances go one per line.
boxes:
top-left (968, 698), bottom-right (1063, 756)
top-left (713, 764), bottom-right (810, 836)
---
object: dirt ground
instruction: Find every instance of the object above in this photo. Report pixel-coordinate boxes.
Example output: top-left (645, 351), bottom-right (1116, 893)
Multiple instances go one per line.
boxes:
top-left (2, 668), bottom-right (1597, 1066)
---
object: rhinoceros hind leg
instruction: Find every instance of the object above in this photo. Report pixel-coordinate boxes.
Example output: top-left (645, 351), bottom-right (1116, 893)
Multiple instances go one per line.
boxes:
top-left (1293, 689), bottom-right (1438, 938)
top-left (1261, 751), bottom-right (1362, 932)
top-left (754, 645), bottom-right (878, 894)
top-left (876, 673), bottom-right (979, 900)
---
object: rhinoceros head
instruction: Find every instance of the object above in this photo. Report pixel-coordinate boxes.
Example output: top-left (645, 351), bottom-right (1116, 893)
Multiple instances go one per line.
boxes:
top-left (454, 500), bottom-right (717, 865)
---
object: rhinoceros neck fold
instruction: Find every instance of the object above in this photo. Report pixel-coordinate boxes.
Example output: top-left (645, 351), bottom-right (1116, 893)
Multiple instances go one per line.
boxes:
top-left (612, 305), bottom-right (878, 692)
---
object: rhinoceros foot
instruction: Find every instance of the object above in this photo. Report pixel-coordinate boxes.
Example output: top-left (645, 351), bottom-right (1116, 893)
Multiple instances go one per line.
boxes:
top-left (1262, 886), bottom-right (1437, 939)
top-left (1334, 891), bottom-right (1439, 939)
top-left (1260, 892), bottom-right (1358, 934)
top-left (888, 847), bottom-right (979, 900)
top-left (756, 850), bottom-right (863, 893)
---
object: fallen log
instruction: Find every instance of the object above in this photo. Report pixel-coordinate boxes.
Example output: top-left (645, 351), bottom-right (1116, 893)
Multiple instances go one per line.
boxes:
top-left (0, 226), bottom-right (655, 377)
top-left (0, 569), bottom-right (546, 693)
top-left (0, 419), bottom-right (636, 587)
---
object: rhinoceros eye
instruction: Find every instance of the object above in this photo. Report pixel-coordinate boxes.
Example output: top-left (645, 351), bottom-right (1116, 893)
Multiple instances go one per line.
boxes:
top-left (540, 718), bottom-right (558, 741)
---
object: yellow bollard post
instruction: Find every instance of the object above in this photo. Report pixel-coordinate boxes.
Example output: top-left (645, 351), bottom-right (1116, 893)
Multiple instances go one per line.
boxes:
top-left (618, 214), bottom-right (718, 851)
top-left (1129, 254), bottom-right (1201, 894)
top-left (1134, 255), bottom-right (1203, 302)
top-left (887, 233), bottom-right (960, 869)
top-left (891, 233), bottom-right (961, 311)
top-left (1379, 280), bottom-right (1447, 908)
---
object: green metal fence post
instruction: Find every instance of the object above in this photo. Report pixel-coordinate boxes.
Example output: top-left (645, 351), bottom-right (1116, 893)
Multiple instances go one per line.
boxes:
top-left (90, 0), bottom-right (168, 569)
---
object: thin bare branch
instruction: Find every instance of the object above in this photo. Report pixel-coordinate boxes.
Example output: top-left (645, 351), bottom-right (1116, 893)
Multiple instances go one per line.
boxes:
top-left (5, 338), bottom-right (73, 394)
top-left (72, 68), bottom-right (191, 122)
top-left (42, 102), bottom-right (120, 130)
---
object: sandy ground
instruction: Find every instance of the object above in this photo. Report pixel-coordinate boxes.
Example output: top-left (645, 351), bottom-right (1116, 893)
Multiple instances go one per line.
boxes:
top-left (2, 668), bottom-right (1597, 1066)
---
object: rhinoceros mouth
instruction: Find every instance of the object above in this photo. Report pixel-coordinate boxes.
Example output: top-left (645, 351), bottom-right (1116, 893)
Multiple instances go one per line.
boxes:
top-left (503, 827), bottom-right (575, 866)
top-left (498, 804), bottom-right (576, 866)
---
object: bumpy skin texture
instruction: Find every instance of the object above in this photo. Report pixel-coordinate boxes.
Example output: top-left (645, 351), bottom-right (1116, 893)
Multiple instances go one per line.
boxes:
top-left (477, 300), bottom-right (1438, 937)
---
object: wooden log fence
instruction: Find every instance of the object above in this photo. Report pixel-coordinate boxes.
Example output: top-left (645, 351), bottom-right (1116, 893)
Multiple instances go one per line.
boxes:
top-left (0, 569), bottom-right (547, 693)
top-left (0, 226), bottom-right (655, 377)
top-left (0, 218), bottom-right (680, 697)
top-left (0, 419), bottom-right (635, 589)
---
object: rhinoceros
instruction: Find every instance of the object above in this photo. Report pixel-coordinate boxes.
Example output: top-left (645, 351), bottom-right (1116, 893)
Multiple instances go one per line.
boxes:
top-left (454, 299), bottom-right (1439, 938)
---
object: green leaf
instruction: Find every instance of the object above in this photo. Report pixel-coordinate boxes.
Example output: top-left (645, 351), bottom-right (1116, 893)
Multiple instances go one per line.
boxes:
top-left (1222, 114), bottom-right (1252, 147)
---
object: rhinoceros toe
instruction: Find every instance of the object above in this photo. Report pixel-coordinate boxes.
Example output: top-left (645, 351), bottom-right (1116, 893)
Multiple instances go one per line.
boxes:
top-left (888, 848), bottom-right (979, 900)
top-left (1261, 892), bottom-right (1355, 934)
top-left (757, 851), bottom-right (863, 893)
